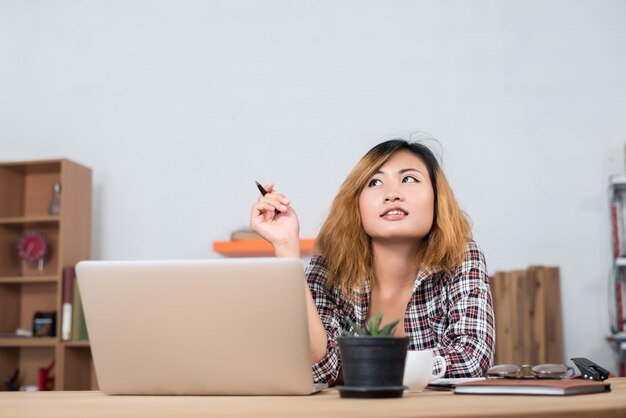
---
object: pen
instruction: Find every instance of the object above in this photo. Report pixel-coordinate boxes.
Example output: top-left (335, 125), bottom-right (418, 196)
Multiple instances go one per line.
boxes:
top-left (255, 181), bottom-right (281, 215)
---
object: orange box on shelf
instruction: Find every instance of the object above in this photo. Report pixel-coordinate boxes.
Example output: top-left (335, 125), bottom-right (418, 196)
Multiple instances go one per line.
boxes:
top-left (212, 238), bottom-right (315, 257)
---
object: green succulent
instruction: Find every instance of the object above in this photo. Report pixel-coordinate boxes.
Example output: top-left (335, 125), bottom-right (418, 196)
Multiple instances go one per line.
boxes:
top-left (344, 311), bottom-right (400, 337)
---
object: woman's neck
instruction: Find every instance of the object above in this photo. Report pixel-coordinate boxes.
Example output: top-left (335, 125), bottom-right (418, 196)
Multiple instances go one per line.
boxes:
top-left (371, 240), bottom-right (421, 296)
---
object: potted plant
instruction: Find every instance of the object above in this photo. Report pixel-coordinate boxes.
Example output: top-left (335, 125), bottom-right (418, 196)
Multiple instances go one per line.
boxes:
top-left (336, 312), bottom-right (409, 398)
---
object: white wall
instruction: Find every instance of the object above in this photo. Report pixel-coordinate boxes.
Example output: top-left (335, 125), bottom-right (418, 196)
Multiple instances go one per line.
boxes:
top-left (2, 0), bottom-right (625, 371)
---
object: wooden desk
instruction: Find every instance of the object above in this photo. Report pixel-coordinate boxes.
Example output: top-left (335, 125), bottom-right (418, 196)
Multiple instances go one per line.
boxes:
top-left (3, 378), bottom-right (626, 418)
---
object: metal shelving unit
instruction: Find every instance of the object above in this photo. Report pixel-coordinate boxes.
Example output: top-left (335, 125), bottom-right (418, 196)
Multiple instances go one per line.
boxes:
top-left (609, 176), bottom-right (626, 376)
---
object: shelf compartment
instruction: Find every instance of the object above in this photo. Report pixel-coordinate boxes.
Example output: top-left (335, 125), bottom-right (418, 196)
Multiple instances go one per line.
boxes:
top-left (212, 238), bottom-right (315, 257)
top-left (62, 344), bottom-right (98, 390)
top-left (0, 346), bottom-right (56, 390)
top-left (0, 222), bottom-right (60, 278)
top-left (0, 282), bottom-right (58, 336)
top-left (0, 161), bottom-right (62, 219)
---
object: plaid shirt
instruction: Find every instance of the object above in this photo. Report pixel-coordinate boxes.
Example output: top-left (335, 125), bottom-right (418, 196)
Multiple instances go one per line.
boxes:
top-left (306, 240), bottom-right (495, 384)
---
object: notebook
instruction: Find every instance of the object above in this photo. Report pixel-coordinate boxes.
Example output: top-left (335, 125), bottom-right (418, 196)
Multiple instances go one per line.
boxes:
top-left (453, 378), bottom-right (611, 396)
top-left (76, 257), bottom-right (326, 395)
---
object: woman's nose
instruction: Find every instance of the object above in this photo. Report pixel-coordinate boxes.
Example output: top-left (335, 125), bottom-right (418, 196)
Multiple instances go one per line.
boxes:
top-left (384, 189), bottom-right (403, 202)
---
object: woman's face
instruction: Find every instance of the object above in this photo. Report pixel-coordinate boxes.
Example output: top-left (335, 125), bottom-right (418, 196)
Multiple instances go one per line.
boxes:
top-left (358, 150), bottom-right (435, 243)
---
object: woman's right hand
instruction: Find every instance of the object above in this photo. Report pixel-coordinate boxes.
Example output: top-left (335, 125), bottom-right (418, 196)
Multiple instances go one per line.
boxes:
top-left (250, 182), bottom-right (301, 257)
top-left (251, 184), bottom-right (328, 363)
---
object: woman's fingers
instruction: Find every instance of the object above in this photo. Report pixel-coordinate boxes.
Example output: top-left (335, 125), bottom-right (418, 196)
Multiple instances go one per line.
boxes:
top-left (256, 191), bottom-right (291, 210)
top-left (252, 200), bottom-right (285, 219)
top-left (253, 194), bottom-right (294, 216)
top-left (250, 182), bottom-right (301, 254)
top-left (251, 183), bottom-right (293, 224)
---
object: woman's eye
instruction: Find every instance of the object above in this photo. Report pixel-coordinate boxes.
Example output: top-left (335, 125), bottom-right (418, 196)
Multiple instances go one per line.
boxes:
top-left (368, 179), bottom-right (382, 187)
top-left (402, 176), bottom-right (418, 183)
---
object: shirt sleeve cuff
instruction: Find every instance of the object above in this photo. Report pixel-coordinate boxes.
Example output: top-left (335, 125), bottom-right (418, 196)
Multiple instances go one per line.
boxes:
top-left (311, 338), bottom-right (341, 384)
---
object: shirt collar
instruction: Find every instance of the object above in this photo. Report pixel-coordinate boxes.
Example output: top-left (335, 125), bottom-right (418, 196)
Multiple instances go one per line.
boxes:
top-left (353, 266), bottom-right (441, 325)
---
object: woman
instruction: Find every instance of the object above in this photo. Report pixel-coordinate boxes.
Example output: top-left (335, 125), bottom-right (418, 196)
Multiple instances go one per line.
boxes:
top-left (250, 139), bottom-right (495, 384)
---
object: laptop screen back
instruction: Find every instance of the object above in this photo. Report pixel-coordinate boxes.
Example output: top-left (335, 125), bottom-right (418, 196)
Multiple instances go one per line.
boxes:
top-left (76, 257), bottom-right (314, 395)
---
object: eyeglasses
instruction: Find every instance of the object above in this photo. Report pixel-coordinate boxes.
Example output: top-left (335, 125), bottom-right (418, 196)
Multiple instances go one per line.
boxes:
top-left (487, 363), bottom-right (575, 379)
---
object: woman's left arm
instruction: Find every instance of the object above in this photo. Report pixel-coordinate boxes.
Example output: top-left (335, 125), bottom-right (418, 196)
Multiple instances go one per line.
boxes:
top-left (433, 242), bottom-right (495, 377)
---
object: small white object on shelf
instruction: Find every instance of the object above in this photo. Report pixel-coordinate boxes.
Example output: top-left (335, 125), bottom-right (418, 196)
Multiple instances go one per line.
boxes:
top-left (15, 328), bottom-right (33, 337)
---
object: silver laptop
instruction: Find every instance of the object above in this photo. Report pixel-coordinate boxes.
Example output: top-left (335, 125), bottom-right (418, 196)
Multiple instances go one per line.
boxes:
top-left (76, 257), bottom-right (326, 395)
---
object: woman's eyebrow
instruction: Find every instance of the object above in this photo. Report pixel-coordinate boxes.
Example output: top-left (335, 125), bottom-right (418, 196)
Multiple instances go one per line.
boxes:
top-left (399, 168), bottom-right (423, 175)
top-left (399, 168), bottom-right (426, 178)
top-left (372, 168), bottom-right (425, 176)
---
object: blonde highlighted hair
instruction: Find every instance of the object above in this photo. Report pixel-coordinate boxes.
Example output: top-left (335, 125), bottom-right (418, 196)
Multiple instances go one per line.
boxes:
top-left (314, 139), bottom-right (471, 297)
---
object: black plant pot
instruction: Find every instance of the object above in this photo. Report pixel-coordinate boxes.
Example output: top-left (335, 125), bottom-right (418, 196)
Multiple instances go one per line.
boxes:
top-left (337, 336), bottom-right (409, 398)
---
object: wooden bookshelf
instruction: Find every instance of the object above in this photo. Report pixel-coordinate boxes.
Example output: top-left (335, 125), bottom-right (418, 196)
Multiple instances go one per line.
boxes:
top-left (212, 238), bottom-right (315, 257)
top-left (0, 159), bottom-right (96, 391)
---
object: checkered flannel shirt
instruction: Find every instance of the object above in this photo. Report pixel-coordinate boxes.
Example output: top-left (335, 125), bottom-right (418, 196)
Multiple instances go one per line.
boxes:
top-left (306, 240), bottom-right (495, 384)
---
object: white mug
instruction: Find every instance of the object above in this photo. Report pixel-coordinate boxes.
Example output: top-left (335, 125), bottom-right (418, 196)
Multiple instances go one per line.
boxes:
top-left (403, 350), bottom-right (446, 392)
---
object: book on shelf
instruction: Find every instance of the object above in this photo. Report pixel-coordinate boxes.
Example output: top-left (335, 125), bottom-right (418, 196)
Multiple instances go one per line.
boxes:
top-left (230, 229), bottom-right (263, 241)
top-left (61, 267), bottom-right (76, 340)
top-left (611, 190), bottom-right (626, 258)
top-left (71, 273), bottom-right (89, 341)
top-left (453, 378), bottom-right (610, 396)
top-left (618, 277), bottom-right (625, 333)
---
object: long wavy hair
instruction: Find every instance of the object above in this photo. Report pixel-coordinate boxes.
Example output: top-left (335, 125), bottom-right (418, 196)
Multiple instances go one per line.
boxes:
top-left (314, 139), bottom-right (472, 297)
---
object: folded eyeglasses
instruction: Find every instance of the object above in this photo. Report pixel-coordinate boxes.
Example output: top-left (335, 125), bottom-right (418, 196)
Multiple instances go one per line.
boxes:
top-left (487, 358), bottom-right (610, 381)
top-left (487, 363), bottom-right (574, 379)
